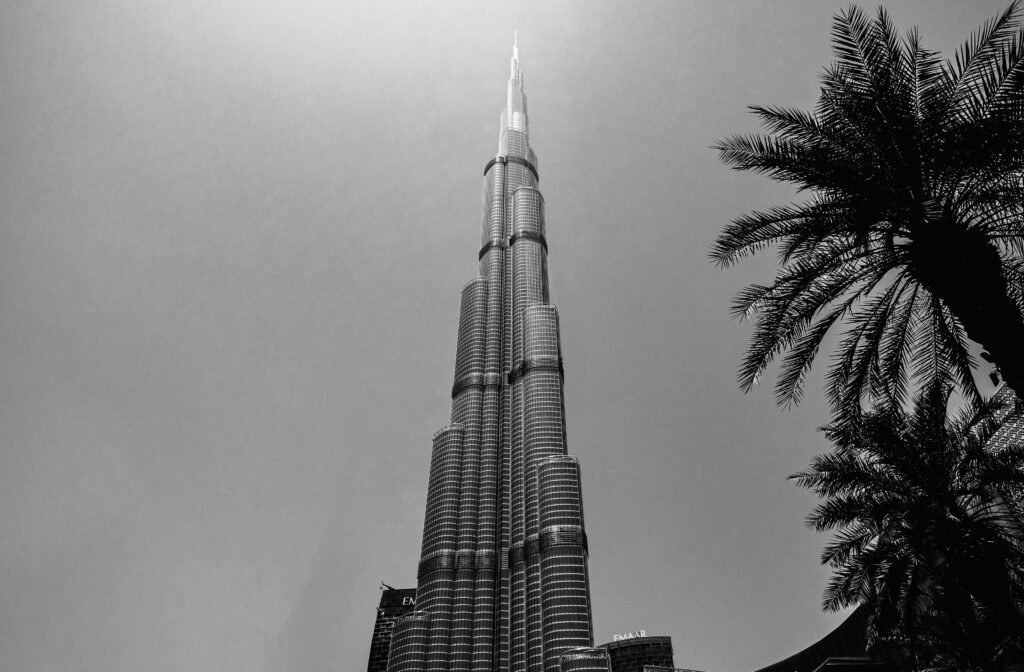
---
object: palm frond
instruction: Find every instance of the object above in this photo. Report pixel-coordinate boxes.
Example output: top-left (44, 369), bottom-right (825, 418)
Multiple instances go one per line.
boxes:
top-left (827, 273), bottom-right (913, 418)
top-left (796, 378), bottom-right (1024, 661)
top-left (711, 199), bottom-right (841, 267)
top-left (735, 245), bottom-right (889, 392)
top-left (944, 1), bottom-right (1024, 122)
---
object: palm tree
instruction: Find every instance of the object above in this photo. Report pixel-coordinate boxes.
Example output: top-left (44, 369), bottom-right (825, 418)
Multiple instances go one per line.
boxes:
top-left (791, 383), bottom-right (1024, 671)
top-left (712, 4), bottom-right (1024, 418)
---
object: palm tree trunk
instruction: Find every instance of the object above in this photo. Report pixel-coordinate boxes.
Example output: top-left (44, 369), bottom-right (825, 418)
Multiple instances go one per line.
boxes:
top-left (908, 224), bottom-right (1024, 400)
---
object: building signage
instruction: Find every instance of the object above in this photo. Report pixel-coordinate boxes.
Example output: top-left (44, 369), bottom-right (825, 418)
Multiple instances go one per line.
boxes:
top-left (612, 630), bottom-right (646, 641)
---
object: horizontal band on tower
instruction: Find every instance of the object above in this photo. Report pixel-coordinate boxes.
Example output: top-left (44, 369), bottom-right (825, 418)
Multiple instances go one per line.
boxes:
top-left (417, 550), bottom-right (456, 577)
top-left (418, 549), bottom-right (498, 577)
top-left (479, 231), bottom-right (547, 259)
top-left (524, 534), bottom-right (540, 560)
top-left (506, 357), bottom-right (564, 385)
top-left (475, 549), bottom-right (497, 571)
top-left (478, 238), bottom-right (507, 260)
top-left (508, 542), bottom-right (524, 567)
top-left (483, 155), bottom-right (539, 181)
top-left (539, 525), bottom-right (588, 552)
top-left (505, 528), bottom-right (583, 567)
top-left (451, 372), bottom-right (503, 397)
top-left (509, 229), bottom-right (548, 252)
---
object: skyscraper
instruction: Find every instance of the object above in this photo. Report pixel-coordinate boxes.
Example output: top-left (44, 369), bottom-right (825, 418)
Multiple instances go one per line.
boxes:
top-left (386, 39), bottom-right (607, 672)
top-left (367, 587), bottom-right (417, 672)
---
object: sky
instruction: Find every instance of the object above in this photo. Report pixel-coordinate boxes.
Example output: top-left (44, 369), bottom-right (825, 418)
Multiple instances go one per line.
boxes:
top-left (0, 1), bottom-right (1010, 671)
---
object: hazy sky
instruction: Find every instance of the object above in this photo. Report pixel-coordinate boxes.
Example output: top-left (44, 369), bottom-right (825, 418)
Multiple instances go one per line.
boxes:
top-left (0, 1), bottom-right (1009, 671)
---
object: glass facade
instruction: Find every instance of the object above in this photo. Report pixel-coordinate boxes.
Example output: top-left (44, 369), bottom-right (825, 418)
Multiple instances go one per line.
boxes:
top-left (387, 41), bottom-right (606, 672)
top-left (597, 637), bottom-right (675, 672)
top-left (366, 588), bottom-right (417, 672)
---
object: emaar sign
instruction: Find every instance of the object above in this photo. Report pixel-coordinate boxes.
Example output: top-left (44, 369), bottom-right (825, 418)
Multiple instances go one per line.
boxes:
top-left (612, 630), bottom-right (646, 641)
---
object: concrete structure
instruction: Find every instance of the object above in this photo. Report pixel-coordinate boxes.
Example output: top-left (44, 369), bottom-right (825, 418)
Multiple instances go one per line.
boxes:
top-left (386, 38), bottom-right (605, 672)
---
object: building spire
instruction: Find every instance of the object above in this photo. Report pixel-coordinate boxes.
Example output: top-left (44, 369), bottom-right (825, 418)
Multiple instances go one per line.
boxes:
top-left (511, 31), bottom-right (519, 78)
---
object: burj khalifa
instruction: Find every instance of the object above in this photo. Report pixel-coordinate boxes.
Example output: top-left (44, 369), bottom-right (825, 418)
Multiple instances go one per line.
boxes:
top-left (386, 39), bottom-right (610, 672)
